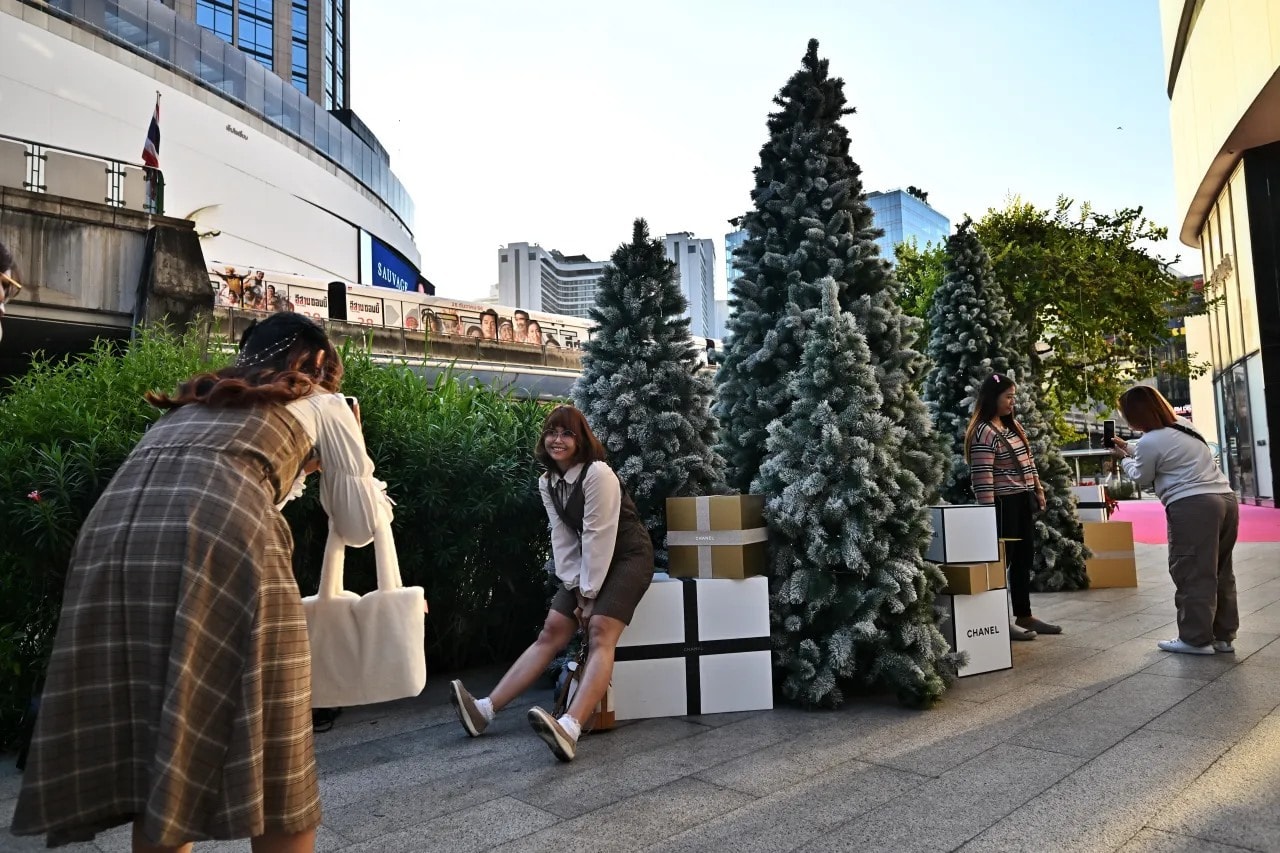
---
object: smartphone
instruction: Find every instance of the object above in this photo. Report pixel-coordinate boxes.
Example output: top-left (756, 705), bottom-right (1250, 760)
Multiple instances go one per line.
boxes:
top-left (344, 395), bottom-right (359, 412)
top-left (1103, 419), bottom-right (1116, 448)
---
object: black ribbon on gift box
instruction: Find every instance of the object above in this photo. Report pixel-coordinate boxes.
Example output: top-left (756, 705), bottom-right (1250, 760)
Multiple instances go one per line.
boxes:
top-left (613, 577), bottom-right (770, 715)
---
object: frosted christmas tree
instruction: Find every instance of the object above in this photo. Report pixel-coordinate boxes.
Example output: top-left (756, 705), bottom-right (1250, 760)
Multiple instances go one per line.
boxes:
top-left (758, 280), bottom-right (956, 708)
top-left (573, 219), bottom-right (726, 557)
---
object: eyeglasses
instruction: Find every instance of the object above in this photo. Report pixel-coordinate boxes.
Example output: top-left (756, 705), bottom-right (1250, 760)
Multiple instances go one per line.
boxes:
top-left (543, 429), bottom-right (576, 441)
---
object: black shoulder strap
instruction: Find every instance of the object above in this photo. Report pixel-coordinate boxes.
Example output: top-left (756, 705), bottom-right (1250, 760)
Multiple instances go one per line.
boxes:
top-left (1167, 422), bottom-right (1209, 446)
top-left (549, 472), bottom-right (586, 536)
top-left (992, 420), bottom-right (1035, 483)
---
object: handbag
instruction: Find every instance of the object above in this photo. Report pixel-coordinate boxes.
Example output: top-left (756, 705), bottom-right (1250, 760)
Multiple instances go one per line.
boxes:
top-left (303, 524), bottom-right (428, 708)
top-left (552, 640), bottom-right (615, 733)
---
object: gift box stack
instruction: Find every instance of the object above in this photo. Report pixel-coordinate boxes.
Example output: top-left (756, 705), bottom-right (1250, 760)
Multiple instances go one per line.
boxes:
top-left (609, 495), bottom-right (774, 720)
top-left (925, 505), bottom-right (1012, 677)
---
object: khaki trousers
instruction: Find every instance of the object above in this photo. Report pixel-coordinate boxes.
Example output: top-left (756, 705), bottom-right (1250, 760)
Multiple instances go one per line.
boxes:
top-left (1165, 492), bottom-right (1240, 647)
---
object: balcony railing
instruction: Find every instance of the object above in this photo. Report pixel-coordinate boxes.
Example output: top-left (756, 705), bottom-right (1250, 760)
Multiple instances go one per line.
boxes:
top-left (1, 132), bottom-right (163, 214)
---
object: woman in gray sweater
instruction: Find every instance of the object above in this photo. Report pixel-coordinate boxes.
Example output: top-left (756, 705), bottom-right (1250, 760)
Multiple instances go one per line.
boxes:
top-left (1112, 385), bottom-right (1238, 655)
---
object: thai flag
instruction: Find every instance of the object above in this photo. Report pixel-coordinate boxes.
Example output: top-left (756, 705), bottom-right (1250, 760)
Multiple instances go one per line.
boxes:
top-left (141, 95), bottom-right (160, 169)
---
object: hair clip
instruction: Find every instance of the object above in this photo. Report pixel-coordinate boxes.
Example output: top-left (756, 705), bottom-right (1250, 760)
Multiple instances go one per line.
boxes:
top-left (991, 374), bottom-right (1001, 382)
top-left (236, 331), bottom-right (301, 367)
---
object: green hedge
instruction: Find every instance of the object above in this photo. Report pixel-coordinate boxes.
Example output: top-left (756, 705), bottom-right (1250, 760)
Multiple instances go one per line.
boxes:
top-left (0, 328), bottom-right (553, 748)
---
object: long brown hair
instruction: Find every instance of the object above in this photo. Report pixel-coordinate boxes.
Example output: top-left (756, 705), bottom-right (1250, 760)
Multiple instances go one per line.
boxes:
top-left (147, 312), bottom-right (342, 409)
top-left (1117, 385), bottom-right (1177, 432)
top-left (963, 371), bottom-right (1030, 461)
top-left (534, 405), bottom-right (607, 472)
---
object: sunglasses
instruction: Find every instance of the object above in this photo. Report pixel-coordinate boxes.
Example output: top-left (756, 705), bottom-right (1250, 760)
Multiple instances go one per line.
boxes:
top-left (543, 429), bottom-right (576, 441)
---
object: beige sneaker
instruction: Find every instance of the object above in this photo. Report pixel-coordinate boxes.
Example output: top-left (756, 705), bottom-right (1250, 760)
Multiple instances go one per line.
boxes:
top-left (449, 680), bottom-right (488, 737)
top-left (527, 706), bottom-right (576, 762)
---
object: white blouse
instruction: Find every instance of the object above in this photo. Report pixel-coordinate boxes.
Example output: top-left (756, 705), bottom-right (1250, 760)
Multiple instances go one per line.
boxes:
top-left (280, 392), bottom-right (393, 547)
top-left (539, 461), bottom-right (621, 599)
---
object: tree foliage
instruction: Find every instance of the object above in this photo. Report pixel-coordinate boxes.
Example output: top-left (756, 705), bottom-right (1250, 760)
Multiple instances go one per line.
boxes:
top-left (976, 198), bottom-right (1204, 425)
top-left (894, 237), bottom-right (946, 350)
top-left (573, 218), bottom-right (726, 557)
top-left (760, 280), bottom-right (956, 708)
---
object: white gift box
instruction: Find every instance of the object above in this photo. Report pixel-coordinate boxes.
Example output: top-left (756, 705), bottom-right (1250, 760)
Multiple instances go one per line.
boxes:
top-left (612, 575), bottom-right (773, 720)
top-left (1071, 485), bottom-right (1110, 522)
top-left (936, 589), bottom-right (1013, 677)
top-left (926, 505), bottom-right (1000, 564)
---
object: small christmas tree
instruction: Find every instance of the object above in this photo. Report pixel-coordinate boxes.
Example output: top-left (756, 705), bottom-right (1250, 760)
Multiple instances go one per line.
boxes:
top-left (1019, 386), bottom-right (1091, 591)
top-left (923, 217), bottom-right (1017, 503)
top-left (573, 219), bottom-right (726, 555)
top-left (922, 219), bottom-right (1088, 589)
top-left (757, 279), bottom-right (956, 708)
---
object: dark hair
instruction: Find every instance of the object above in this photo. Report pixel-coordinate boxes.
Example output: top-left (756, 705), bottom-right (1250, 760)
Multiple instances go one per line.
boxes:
top-left (481, 309), bottom-right (499, 322)
top-left (964, 371), bottom-right (1029, 460)
top-left (0, 241), bottom-right (13, 274)
top-left (147, 312), bottom-right (342, 409)
top-left (514, 309), bottom-right (529, 321)
top-left (1117, 385), bottom-right (1177, 432)
top-left (534, 405), bottom-right (607, 471)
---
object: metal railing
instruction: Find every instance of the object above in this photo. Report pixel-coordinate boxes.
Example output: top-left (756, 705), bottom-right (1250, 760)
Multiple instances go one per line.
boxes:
top-left (0, 133), bottom-right (161, 214)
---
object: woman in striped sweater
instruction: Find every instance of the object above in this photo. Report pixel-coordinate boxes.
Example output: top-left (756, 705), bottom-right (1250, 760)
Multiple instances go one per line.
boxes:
top-left (964, 373), bottom-right (1062, 639)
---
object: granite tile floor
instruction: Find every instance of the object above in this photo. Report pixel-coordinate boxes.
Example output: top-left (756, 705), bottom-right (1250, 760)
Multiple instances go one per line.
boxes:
top-left (2, 541), bottom-right (1277, 852)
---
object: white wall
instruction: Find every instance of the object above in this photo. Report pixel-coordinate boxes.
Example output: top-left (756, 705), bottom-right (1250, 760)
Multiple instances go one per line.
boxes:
top-left (0, 8), bottom-right (418, 283)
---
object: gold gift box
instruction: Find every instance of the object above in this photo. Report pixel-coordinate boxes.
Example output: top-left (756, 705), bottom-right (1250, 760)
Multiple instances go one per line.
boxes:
top-left (1083, 521), bottom-right (1137, 588)
top-left (666, 495), bottom-right (768, 580)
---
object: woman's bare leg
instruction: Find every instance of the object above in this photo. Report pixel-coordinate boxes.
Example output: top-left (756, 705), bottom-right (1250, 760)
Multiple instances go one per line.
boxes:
top-left (566, 614), bottom-right (626, 722)
top-left (489, 609), bottom-right (577, 711)
top-left (251, 828), bottom-right (316, 853)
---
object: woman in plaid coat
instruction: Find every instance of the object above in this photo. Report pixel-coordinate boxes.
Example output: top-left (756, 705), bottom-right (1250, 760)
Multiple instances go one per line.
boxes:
top-left (11, 313), bottom-right (393, 852)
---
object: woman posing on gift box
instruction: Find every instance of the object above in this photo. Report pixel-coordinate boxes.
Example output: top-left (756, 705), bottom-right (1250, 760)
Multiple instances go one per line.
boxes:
top-left (1111, 385), bottom-right (1238, 656)
top-left (12, 313), bottom-right (393, 853)
top-left (449, 405), bottom-right (653, 762)
top-left (965, 372), bottom-right (1062, 640)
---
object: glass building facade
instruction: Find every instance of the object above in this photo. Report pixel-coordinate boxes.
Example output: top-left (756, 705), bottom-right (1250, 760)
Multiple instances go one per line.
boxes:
top-left (1194, 148), bottom-right (1279, 503)
top-left (865, 190), bottom-right (950, 265)
top-left (41, 0), bottom-right (410, 230)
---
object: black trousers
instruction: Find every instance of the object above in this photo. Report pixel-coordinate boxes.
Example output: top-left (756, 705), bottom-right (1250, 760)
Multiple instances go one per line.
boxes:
top-left (995, 490), bottom-right (1036, 618)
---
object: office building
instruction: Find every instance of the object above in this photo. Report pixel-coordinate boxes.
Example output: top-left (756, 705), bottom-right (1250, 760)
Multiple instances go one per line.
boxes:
top-left (865, 189), bottom-right (950, 265)
top-left (663, 232), bottom-right (716, 339)
top-left (1159, 0), bottom-right (1279, 505)
top-left (0, 0), bottom-right (418, 293)
top-left (497, 242), bottom-right (606, 319)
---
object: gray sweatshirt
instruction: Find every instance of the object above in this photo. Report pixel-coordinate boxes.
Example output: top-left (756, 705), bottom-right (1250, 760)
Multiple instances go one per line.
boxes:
top-left (1119, 418), bottom-right (1232, 507)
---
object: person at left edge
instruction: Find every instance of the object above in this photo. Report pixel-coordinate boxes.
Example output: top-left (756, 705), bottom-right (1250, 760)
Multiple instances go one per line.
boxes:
top-left (448, 405), bottom-right (654, 762)
top-left (10, 312), bottom-right (393, 852)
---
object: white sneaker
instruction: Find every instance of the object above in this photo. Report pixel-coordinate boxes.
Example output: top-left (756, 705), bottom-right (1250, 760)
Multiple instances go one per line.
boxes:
top-left (1157, 638), bottom-right (1215, 655)
top-left (1212, 639), bottom-right (1235, 654)
top-left (528, 706), bottom-right (577, 762)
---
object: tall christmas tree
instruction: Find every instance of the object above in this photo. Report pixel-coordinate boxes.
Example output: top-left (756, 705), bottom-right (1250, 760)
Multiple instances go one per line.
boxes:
top-left (573, 219), bottom-right (726, 555)
top-left (715, 39), bottom-right (945, 502)
top-left (922, 219), bottom-right (1089, 589)
top-left (758, 279), bottom-right (956, 708)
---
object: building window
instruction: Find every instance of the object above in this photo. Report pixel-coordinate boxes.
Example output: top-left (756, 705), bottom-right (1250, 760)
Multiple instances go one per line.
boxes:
top-left (529, 252), bottom-right (536, 261)
top-left (322, 0), bottom-right (345, 110)
top-left (196, 0), bottom-right (234, 42)
top-left (237, 0), bottom-right (274, 69)
top-left (688, 245), bottom-right (696, 253)
top-left (501, 254), bottom-right (509, 263)
top-left (291, 0), bottom-right (308, 93)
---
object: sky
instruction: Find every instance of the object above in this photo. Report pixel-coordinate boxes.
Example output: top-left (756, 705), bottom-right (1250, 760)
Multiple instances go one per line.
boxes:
top-left (352, 1), bottom-right (1190, 303)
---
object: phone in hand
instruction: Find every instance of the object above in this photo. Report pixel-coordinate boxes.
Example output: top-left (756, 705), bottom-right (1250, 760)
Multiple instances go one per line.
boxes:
top-left (344, 395), bottom-right (358, 411)
top-left (1103, 419), bottom-right (1116, 449)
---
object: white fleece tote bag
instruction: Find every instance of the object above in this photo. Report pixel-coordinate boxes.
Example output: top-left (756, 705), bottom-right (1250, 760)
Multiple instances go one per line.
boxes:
top-left (303, 523), bottom-right (427, 707)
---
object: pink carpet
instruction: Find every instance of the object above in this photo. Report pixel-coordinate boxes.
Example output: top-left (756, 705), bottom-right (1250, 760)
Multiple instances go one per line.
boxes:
top-left (1107, 498), bottom-right (1280, 544)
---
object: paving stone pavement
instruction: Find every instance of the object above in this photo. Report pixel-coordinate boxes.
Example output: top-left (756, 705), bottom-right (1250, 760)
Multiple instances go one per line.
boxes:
top-left (1, 542), bottom-right (1277, 852)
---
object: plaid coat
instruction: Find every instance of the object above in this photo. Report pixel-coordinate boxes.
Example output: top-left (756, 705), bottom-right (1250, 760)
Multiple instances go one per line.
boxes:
top-left (11, 403), bottom-right (321, 847)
